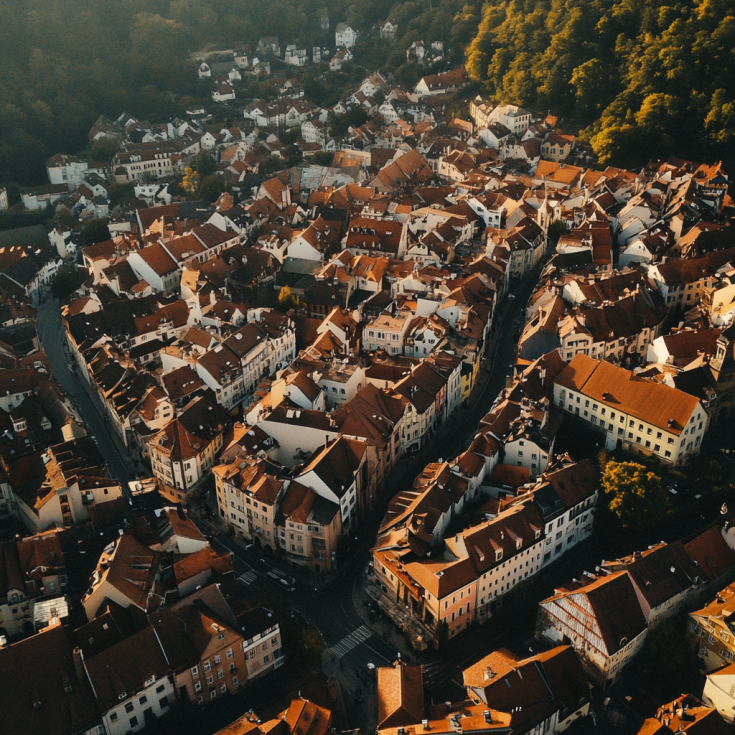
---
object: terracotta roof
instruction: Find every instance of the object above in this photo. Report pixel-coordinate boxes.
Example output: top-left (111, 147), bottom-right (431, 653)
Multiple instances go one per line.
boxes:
top-left (135, 242), bottom-right (178, 276)
top-left (173, 545), bottom-right (232, 586)
top-left (464, 645), bottom-right (588, 731)
top-left (555, 354), bottom-right (701, 434)
top-left (85, 626), bottom-right (169, 710)
top-left (300, 437), bottom-right (367, 499)
top-left (377, 662), bottom-right (425, 729)
top-left (544, 571), bottom-right (647, 655)
top-left (89, 534), bottom-right (161, 613)
top-left (489, 464), bottom-right (530, 487)
top-left (0, 625), bottom-right (100, 735)
top-left (283, 697), bottom-right (333, 735)
top-left (683, 526), bottom-right (735, 582)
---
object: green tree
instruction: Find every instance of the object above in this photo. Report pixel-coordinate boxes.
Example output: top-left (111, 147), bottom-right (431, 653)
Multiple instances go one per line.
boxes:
top-left (78, 218), bottom-right (111, 248)
top-left (435, 619), bottom-right (449, 654)
top-left (193, 150), bottom-right (216, 176)
top-left (89, 138), bottom-right (120, 163)
top-left (547, 220), bottom-right (568, 247)
top-left (600, 460), bottom-right (668, 531)
top-left (51, 264), bottom-right (82, 300)
top-left (198, 175), bottom-right (224, 203)
top-left (312, 150), bottom-right (335, 167)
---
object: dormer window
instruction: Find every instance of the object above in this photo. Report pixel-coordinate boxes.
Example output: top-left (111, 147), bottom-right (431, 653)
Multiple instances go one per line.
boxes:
top-left (495, 549), bottom-right (502, 562)
top-left (515, 538), bottom-right (522, 550)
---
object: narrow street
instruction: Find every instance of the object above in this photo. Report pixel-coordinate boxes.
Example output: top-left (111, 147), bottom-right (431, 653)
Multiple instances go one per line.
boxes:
top-left (37, 271), bottom-right (552, 734)
top-left (189, 272), bottom-right (547, 732)
top-left (36, 298), bottom-right (134, 488)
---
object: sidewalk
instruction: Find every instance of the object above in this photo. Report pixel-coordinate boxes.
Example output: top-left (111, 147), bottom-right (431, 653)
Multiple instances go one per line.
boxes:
top-left (354, 570), bottom-right (434, 661)
top-left (321, 647), bottom-right (378, 733)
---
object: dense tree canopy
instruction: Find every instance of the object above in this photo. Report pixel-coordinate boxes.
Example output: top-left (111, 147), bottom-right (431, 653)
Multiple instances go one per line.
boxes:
top-left (466, 0), bottom-right (735, 168)
top-left (600, 460), bottom-right (668, 531)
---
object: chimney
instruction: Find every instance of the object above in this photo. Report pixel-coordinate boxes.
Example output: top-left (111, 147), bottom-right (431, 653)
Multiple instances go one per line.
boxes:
top-left (73, 647), bottom-right (86, 683)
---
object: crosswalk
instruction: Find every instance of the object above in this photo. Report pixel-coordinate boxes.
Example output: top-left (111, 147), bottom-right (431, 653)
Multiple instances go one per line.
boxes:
top-left (329, 625), bottom-right (372, 656)
top-left (238, 570), bottom-right (258, 585)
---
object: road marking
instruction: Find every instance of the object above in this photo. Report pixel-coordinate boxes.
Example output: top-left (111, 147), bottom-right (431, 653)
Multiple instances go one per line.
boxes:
top-left (238, 571), bottom-right (258, 585)
top-left (329, 625), bottom-right (372, 656)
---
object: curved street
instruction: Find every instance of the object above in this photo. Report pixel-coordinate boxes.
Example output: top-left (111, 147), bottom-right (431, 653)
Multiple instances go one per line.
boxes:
top-left (36, 298), bottom-right (134, 488)
top-left (37, 272), bottom-right (553, 734)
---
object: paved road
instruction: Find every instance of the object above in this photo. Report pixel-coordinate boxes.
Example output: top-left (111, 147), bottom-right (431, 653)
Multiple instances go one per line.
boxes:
top-left (36, 298), bottom-right (134, 488)
top-left (188, 272), bottom-right (546, 730)
top-left (35, 272), bottom-right (543, 732)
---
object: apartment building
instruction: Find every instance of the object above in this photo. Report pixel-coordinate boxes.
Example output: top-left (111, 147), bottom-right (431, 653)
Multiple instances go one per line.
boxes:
top-left (553, 354), bottom-right (708, 464)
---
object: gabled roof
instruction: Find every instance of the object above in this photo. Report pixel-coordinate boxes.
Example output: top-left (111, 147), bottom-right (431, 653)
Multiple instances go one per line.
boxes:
top-left (543, 571), bottom-right (647, 655)
top-left (377, 662), bottom-right (424, 729)
top-left (300, 437), bottom-right (367, 498)
top-left (0, 625), bottom-right (100, 735)
top-left (555, 354), bottom-right (701, 434)
top-left (85, 626), bottom-right (169, 709)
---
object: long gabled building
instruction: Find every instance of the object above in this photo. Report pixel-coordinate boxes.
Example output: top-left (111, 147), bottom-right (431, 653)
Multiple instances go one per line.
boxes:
top-left (553, 353), bottom-right (709, 464)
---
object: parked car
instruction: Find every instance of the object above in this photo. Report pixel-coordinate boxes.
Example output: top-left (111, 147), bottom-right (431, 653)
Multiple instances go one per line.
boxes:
top-left (266, 569), bottom-right (296, 591)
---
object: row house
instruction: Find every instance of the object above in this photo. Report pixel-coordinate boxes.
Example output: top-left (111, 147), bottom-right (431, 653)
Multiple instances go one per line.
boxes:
top-left (374, 498), bottom-right (547, 640)
top-left (642, 695), bottom-right (731, 733)
top-left (8, 437), bottom-right (123, 535)
top-left (192, 320), bottom-right (282, 410)
top-left (215, 457), bottom-right (288, 553)
top-left (214, 438), bottom-right (368, 571)
top-left (648, 247), bottom-right (735, 310)
top-left (0, 623), bottom-right (104, 735)
top-left (480, 398), bottom-right (554, 479)
top-left (148, 396), bottom-right (230, 505)
top-left (537, 570), bottom-right (648, 688)
top-left (364, 307), bottom-right (413, 354)
top-left (463, 646), bottom-right (590, 734)
top-left (149, 585), bottom-right (283, 706)
top-left (112, 145), bottom-right (182, 184)
top-left (128, 244), bottom-right (181, 295)
top-left (372, 458), bottom-right (597, 641)
top-left (553, 353), bottom-right (709, 464)
top-left (81, 534), bottom-right (166, 620)
top-left (539, 523), bottom-right (735, 688)
top-left (484, 217), bottom-right (546, 282)
top-left (688, 570), bottom-right (735, 672)
top-left (556, 290), bottom-right (668, 366)
top-left (392, 361), bottom-right (447, 453)
top-left (83, 626), bottom-right (174, 735)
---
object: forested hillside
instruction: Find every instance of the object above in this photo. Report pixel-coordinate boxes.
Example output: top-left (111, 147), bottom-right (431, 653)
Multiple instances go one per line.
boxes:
top-left (0, 0), bottom-right (733, 189)
top-left (466, 0), bottom-right (735, 168)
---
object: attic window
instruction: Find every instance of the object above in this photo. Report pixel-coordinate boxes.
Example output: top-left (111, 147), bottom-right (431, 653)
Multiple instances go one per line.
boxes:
top-left (495, 549), bottom-right (502, 562)
top-left (515, 538), bottom-right (522, 550)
